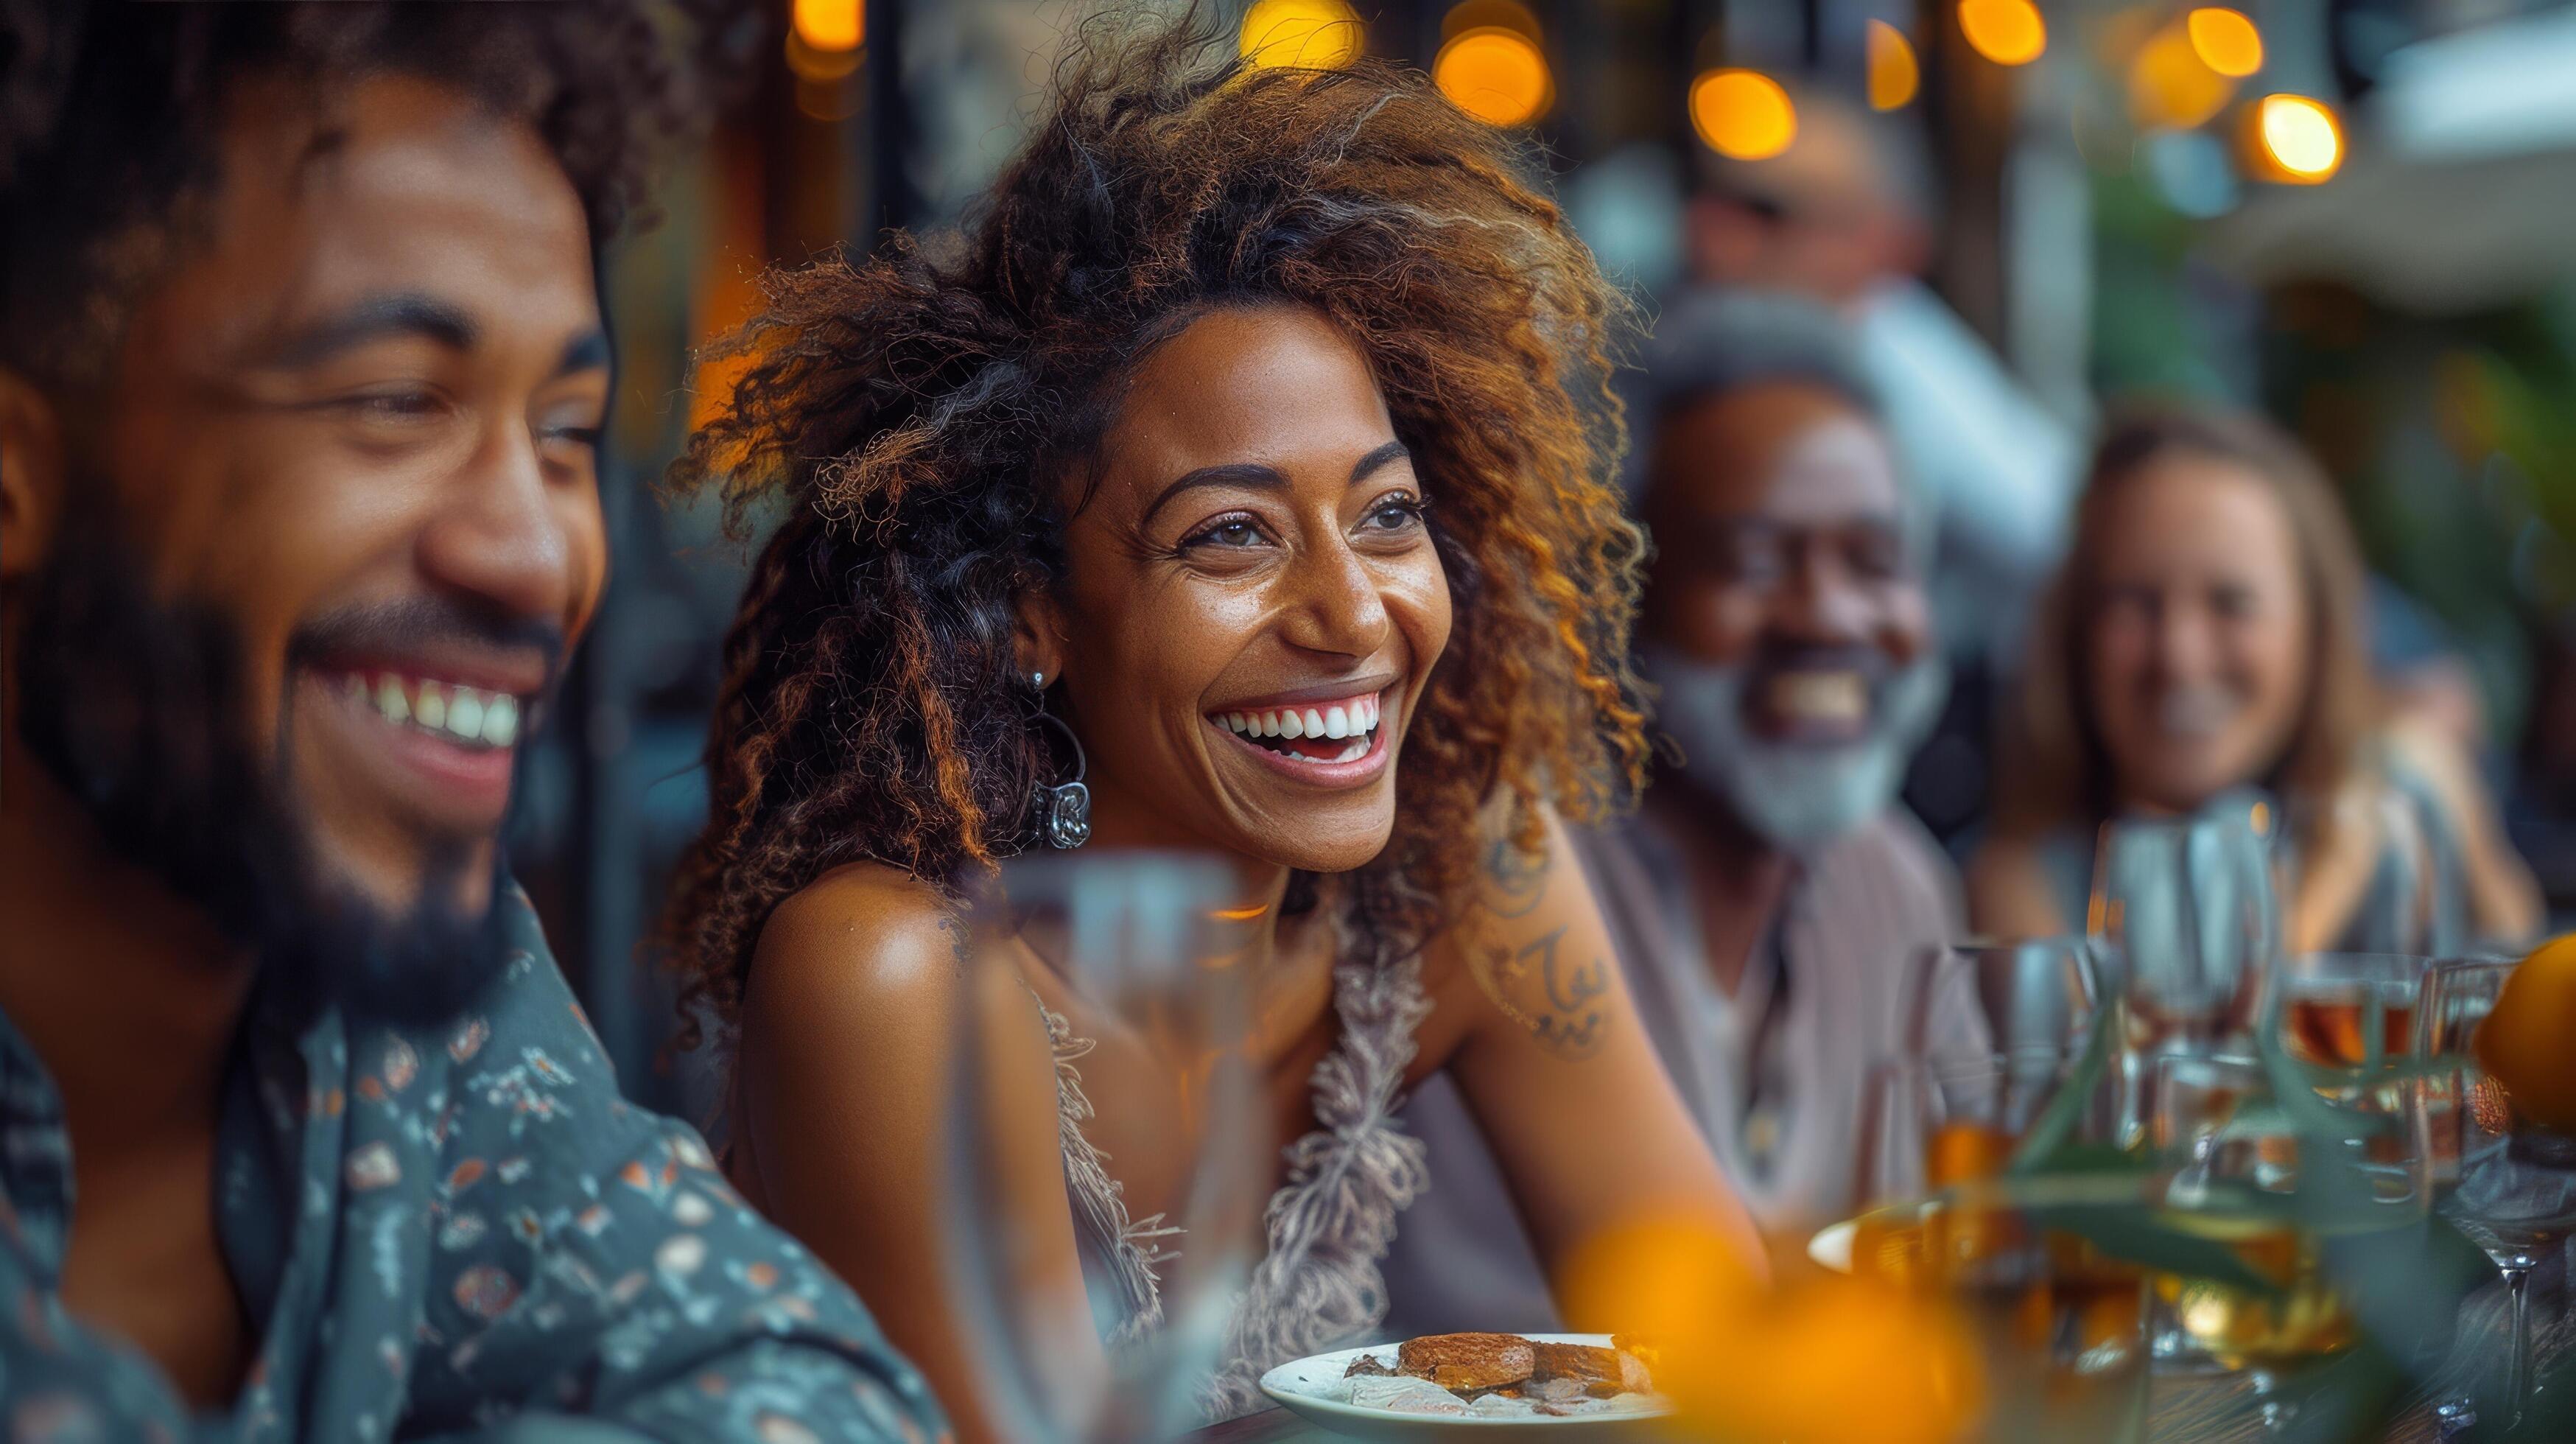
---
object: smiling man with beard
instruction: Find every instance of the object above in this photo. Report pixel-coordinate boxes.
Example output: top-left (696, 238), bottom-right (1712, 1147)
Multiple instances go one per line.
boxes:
top-left (0, 4), bottom-right (941, 1438)
top-left (1383, 292), bottom-right (1967, 1328)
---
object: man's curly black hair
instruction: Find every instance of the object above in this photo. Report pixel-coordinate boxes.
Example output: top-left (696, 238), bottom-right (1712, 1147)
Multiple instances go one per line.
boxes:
top-left (0, 0), bottom-right (755, 392)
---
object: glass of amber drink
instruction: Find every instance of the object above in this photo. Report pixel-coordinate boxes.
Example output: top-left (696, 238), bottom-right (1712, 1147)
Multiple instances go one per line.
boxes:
top-left (2271, 953), bottom-right (2428, 1072)
top-left (1850, 1194), bottom-right (2149, 1444)
top-left (2147, 1054), bottom-right (2433, 1429)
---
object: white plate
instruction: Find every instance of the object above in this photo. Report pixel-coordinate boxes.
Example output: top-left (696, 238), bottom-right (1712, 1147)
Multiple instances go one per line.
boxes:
top-left (1807, 1218), bottom-right (1857, 1274)
top-left (1257, 1333), bottom-right (1674, 1440)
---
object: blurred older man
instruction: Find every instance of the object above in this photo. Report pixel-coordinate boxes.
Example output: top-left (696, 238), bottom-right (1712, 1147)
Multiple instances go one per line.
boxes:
top-left (1383, 293), bottom-right (1962, 1331)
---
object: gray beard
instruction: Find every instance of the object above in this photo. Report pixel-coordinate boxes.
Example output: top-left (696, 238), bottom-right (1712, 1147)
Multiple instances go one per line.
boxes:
top-left (1643, 645), bottom-right (1949, 854)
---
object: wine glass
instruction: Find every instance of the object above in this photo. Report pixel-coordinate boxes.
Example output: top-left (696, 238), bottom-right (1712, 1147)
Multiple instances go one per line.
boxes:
top-left (2420, 957), bottom-right (2576, 1431)
top-left (2273, 788), bottom-right (2455, 957)
top-left (936, 852), bottom-right (1272, 1441)
top-left (2147, 1053), bottom-right (2434, 1429)
top-left (2088, 804), bottom-right (2282, 1051)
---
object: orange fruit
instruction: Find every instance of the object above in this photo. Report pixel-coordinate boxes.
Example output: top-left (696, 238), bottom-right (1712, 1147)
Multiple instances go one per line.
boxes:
top-left (2475, 933), bottom-right (2576, 1132)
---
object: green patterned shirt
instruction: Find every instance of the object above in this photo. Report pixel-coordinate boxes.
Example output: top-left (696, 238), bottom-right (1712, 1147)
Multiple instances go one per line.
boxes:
top-left (0, 883), bottom-right (948, 1443)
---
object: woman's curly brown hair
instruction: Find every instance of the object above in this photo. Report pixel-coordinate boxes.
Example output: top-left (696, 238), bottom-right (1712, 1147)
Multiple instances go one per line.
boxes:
top-left (663, 8), bottom-right (1651, 1052)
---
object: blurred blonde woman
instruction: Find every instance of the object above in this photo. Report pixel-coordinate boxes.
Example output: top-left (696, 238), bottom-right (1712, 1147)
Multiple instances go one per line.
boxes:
top-left (1970, 402), bottom-right (2542, 952)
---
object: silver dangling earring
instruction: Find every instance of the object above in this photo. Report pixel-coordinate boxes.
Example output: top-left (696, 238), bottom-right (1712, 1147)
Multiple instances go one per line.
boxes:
top-left (1028, 671), bottom-right (1090, 850)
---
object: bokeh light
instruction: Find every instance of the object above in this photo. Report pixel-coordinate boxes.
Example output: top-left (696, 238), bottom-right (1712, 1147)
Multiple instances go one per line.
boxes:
top-left (1238, 0), bottom-right (1364, 71)
top-left (1691, 69), bottom-right (1798, 161)
top-left (2131, 24), bottom-right (2235, 130)
top-left (1867, 21), bottom-right (1920, 111)
top-left (1959, 0), bottom-right (2047, 66)
top-left (791, 0), bottom-right (861, 54)
top-left (2186, 7), bottom-right (2265, 79)
top-left (1434, 27), bottom-right (1552, 127)
top-left (2257, 93), bottom-right (2343, 180)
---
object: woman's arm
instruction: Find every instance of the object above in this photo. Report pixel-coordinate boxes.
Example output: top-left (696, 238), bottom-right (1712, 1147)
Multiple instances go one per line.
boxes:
top-left (732, 866), bottom-right (1104, 1444)
top-left (1420, 807), bottom-right (1765, 1309)
top-left (1964, 839), bottom-right (2074, 941)
top-left (2384, 718), bottom-right (2547, 945)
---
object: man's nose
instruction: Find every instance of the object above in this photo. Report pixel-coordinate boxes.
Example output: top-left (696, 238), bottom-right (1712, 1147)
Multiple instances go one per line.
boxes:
top-left (1773, 547), bottom-right (1873, 646)
top-left (414, 418), bottom-right (585, 625)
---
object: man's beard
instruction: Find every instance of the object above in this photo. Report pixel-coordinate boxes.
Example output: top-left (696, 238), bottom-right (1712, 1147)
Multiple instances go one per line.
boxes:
top-left (10, 497), bottom-right (518, 1028)
top-left (1645, 642), bottom-right (1948, 854)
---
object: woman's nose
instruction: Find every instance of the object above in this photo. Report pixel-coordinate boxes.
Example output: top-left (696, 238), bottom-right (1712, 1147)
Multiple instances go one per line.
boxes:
top-left (1278, 538), bottom-right (1391, 659)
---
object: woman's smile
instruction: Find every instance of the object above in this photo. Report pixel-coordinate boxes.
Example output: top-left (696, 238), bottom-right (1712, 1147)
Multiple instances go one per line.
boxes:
top-left (1206, 682), bottom-right (1397, 787)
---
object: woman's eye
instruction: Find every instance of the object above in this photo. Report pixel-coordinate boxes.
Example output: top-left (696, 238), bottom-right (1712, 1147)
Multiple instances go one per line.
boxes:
top-left (1184, 517), bottom-right (1269, 550)
top-left (343, 389), bottom-right (448, 424)
top-left (1361, 497), bottom-right (1427, 532)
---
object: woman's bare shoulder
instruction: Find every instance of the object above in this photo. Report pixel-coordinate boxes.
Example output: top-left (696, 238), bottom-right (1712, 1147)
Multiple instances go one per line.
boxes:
top-left (745, 861), bottom-right (973, 1026)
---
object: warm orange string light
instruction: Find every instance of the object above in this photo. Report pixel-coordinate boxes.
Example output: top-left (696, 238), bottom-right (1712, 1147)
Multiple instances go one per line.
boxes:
top-left (1959, 0), bottom-right (2046, 66)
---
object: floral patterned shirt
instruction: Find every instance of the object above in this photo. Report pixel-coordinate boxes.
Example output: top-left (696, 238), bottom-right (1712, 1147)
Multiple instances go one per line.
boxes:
top-left (0, 883), bottom-right (948, 1443)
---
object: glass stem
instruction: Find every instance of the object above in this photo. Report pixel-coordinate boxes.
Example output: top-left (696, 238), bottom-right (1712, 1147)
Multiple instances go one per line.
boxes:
top-left (2505, 1264), bottom-right (2535, 1428)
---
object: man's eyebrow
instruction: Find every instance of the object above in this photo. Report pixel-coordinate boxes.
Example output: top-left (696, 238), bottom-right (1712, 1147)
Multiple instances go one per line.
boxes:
top-left (262, 292), bottom-right (479, 368)
top-left (556, 330), bottom-right (611, 377)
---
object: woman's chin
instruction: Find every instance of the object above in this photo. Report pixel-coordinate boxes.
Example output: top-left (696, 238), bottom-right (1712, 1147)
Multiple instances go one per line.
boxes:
top-left (1243, 816), bottom-right (1398, 877)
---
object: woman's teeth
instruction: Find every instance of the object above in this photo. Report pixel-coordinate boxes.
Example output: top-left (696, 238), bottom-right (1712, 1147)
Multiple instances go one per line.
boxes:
top-left (1215, 693), bottom-right (1383, 763)
top-left (339, 670), bottom-right (522, 751)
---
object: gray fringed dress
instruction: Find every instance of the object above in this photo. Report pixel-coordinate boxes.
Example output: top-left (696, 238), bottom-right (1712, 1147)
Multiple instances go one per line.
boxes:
top-left (1043, 948), bottom-right (1433, 1420)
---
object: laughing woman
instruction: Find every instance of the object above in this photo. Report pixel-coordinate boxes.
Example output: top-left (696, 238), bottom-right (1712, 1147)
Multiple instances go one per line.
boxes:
top-left (661, 14), bottom-right (1756, 1434)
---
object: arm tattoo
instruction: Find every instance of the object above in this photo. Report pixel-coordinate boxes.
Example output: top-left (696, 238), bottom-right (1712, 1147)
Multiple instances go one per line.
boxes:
top-left (1483, 924), bottom-right (1610, 1060)
top-left (1479, 835), bottom-right (1552, 920)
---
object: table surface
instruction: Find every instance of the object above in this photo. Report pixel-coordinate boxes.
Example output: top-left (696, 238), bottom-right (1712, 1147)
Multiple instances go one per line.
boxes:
top-left (1181, 1265), bottom-right (2576, 1443)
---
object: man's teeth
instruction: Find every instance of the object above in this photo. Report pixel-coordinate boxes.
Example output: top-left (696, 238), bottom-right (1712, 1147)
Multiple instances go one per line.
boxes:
top-left (1767, 670), bottom-right (1867, 725)
top-left (1216, 693), bottom-right (1383, 761)
top-left (343, 671), bottom-right (522, 749)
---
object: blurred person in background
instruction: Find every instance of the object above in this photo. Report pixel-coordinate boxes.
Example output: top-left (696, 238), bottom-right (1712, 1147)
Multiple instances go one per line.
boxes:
top-left (657, 15), bottom-right (1759, 1434)
top-left (0, 4), bottom-right (941, 1437)
top-left (1969, 403), bottom-right (2544, 950)
top-left (1685, 88), bottom-right (2080, 675)
top-left (1383, 290), bottom-right (1965, 1333)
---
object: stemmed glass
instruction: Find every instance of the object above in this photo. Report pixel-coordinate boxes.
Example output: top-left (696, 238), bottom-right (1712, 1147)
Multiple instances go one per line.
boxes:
top-left (937, 852), bottom-right (1272, 1441)
top-left (2089, 805), bottom-right (2282, 1051)
top-left (2420, 957), bottom-right (2576, 1431)
top-left (2148, 1053), bottom-right (2435, 1429)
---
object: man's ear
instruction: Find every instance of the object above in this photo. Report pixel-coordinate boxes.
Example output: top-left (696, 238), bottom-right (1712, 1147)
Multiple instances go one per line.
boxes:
top-left (0, 370), bottom-right (66, 584)
top-left (1012, 590), bottom-right (1067, 689)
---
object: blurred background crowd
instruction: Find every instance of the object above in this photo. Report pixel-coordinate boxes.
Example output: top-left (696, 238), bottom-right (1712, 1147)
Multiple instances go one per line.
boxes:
top-left (513, 0), bottom-right (2576, 1127)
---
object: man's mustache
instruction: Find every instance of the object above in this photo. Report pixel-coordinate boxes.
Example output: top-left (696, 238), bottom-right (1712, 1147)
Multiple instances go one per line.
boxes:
top-left (287, 596), bottom-right (567, 699)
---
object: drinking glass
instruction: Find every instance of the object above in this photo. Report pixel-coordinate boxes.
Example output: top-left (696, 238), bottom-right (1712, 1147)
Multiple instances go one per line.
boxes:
top-left (2420, 957), bottom-right (2576, 1430)
top-left (2274, 789), bottom-right (2454, 957)
top-left (2270, 953), bottom-right (2429, 1073)
top-left (1899, 939), bottom-right (2100, 1060)
top-left (2089, 805), bottom-right (2282, 1052)
top-left (1848, 1189), bottom-right (2149, 1443)
top-left (2147, 1054), bottom-right (2434, 1429)
top-left (937, 852), bottom-right (1271, 1441)
top-left (1859, 1048), bottom-right (2121, 1213)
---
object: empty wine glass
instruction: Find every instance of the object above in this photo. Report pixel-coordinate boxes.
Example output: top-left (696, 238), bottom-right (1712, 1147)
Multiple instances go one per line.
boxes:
top-left (938, 852), bottom-right (1271, 1441)
top-left (2420, 957), bottom-right (2576, 1431)
top-left (2273, 788), bottom-right (2456, 957)
top-left (2089, 803), bottom-right (2283, 1052)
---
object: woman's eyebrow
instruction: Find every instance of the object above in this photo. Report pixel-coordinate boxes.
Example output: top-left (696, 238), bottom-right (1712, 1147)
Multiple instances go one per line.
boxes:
top-left (1350, 439), bottom-right (1411, 484)
top-left (1138, 463), bottom-right (1288, 530)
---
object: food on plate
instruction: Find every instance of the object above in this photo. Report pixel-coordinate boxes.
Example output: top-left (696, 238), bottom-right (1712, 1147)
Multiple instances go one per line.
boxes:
top-left (1530, 1339), bottom-right (1652, 1396)
top-left (1395, 1332), bottom-right (1538, 1392)
top-left (1320, 1332), bottom-right (1666, 1418)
